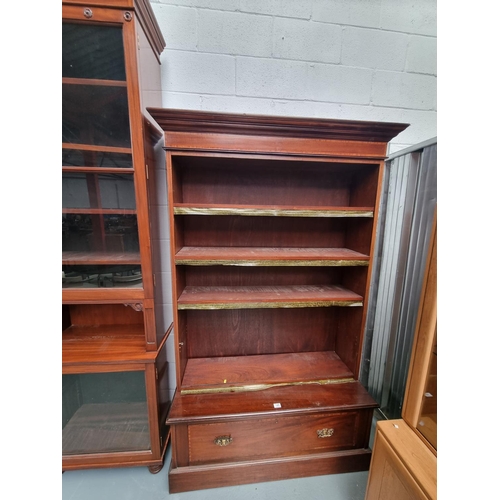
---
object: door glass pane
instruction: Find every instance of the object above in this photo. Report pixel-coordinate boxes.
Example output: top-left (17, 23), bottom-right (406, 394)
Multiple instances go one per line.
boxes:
top-left (62, 24), bottom-right (126, 81)
top-left (62, 173), bottom-right (136, 210)
top-left (63, 149), bottom-right (133, 169)
top-left (62, 84), bottom-right (131, 148)
top-left (62, 23), bottom-right (130, 148)
top-left (62, 371), bottom-right (150, 455)
top-left (62, 264), bottom-right (142, 288)
top-left (62, 213), bottom-right (139, 252)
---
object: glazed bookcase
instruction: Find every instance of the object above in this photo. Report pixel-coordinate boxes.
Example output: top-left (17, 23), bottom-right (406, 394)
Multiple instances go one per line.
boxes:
top-left (148, 108), bottom-right (408, 492)
top-left (61, 0), bottom-right (171, 473)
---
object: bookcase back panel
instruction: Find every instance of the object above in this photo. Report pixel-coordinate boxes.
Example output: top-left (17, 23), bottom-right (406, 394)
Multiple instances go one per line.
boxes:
top-left (345, 218), bottom-right (375, 256)
top-left (335, 307), bottom-right (365, 375)
top-left (183, 266), bottom-right (343, 287)
top-left (180, 216), bottom-right (353, 248)
top-left (63, 303), bottom-right (143, 328)
top-left (340, 267), bottom-right (370, 297)
top-left (172, 156), bottom-right (378, 208)
top-left (185, 308), bottom-right (337, 358)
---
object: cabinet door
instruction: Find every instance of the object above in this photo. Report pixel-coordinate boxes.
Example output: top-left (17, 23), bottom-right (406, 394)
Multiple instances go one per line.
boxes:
top-left (365, 420), bottom-right (436, 500)
top-left (62, 369), bottom-right (151, 456)
top-left (365, 430), bottom-right (428, 500)
top-left (62, 13), bottom-right (143, 290)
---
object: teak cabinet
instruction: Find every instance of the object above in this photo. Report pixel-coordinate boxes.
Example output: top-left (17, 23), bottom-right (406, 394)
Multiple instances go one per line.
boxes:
top-left (148, 108), bottom-right (408, 492)
top-left (365, 216), bottom-right (437, 500)
top-left (62, 0), bottom-right (171, 473)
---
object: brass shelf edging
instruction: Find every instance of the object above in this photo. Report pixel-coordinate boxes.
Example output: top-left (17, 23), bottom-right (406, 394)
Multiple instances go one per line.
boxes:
top-left (180, 377), bottom-right (356, 395)
top-left (177, 300), bottom-right (363, 310)
top-left (174, 207), bottom-right (374, 218)
top-left (175, 259), bottom-right (370, 267)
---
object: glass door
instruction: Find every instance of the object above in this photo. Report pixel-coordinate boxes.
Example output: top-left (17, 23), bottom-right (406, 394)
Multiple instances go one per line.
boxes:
top-left (62, 370), bottom-right (151, 455)
top-left (62, 21), bottom-right (142, 288)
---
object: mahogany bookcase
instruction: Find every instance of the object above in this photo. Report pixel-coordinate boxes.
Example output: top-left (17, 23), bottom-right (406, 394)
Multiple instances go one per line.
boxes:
top-left (148, 108), bottom-right (408, 492)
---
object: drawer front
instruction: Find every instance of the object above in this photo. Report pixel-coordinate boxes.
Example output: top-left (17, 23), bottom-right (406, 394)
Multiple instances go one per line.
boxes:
top-left (188, 411), bottom-right (368, 465)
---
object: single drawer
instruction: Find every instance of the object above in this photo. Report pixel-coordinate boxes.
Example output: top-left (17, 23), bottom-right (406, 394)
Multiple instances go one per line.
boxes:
top-left (188, 410), bottom-right (370, 465)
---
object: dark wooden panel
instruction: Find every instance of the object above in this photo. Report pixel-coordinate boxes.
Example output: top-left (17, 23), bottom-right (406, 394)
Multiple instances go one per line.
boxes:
top-left (185, 266), bottom-right (342, 287)
top-left (345, 217), bottom-right (374, 256)
top-left (173, 158), bottom-right (372, 207)
top-left (66, 303), bottom-right (143, 326)
top-left (185, 308), bottom-right (337, 357)
top-left (168, 448), bottom-right (373, 493)
top-left (181, 216), bottom-right (350, 249)
top-left (171, 424), bottom-right (190, 468)
top-left (335, 308), bottom-right (364, 376)
top-left (350, 164), bottom-right (381, 207)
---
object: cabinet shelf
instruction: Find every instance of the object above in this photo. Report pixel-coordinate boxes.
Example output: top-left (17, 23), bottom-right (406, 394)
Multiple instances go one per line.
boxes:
top-left (63, 77), bottom-right (127, 87)
top-left (62, 251), bottom-right (141, 265)
top-left (62, 143), bottom-right (133, 155)
top-left (63, 208), bottom-right (137, 215)
top-left (177, 285), bottom-right (363, 310)
top-left (175, 247), bottom-right (370, 267)
top-left (174, 204), bottom-right (374, 218)
top-left (180, 351), bottom-right (355, 395)
top-left (63, 325), bottom-right (157, 365)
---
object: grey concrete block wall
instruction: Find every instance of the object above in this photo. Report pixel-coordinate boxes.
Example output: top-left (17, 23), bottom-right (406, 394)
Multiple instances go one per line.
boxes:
top-left (150, 0), bottom-right (436, 152)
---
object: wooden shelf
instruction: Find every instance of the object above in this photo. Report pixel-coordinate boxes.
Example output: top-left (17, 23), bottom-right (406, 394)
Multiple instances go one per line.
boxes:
top-left (175, 247), bottom-right (370, 267)
top-left (174, 204), bottom-right (374, 218)
top-left (62, 251), bottom-right (141, 265)
top-left (177, 285), bottom-right (363, 310)
top-left (180, 351), bottom-right (354, 394)
top-left (62, 167), bottom-right (134, 174)
top-left (62, 402), bottom-right (150, 455)
top-left (63, 77), bottom-right (127, 87)
top-left (62, 208), bottom-right (137, 215)
top-left (62, 143), bottom-right (133, 155)
top-left (62, 325), bottom-right (156, 365)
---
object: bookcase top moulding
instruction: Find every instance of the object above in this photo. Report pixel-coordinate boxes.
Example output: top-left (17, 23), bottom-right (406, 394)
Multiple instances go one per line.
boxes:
top-left (147, 108), bottom-right (409, 158)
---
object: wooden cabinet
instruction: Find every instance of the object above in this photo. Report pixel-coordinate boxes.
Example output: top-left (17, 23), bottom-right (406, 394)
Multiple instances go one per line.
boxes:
top-left (148, 108), bottom-right (408, 492)
top-left (365, 419), bottom-right (436, 500)
top-left (61, 0), bottom-right (171, 473)
top-left (365, 217), bottom-right (437, 499)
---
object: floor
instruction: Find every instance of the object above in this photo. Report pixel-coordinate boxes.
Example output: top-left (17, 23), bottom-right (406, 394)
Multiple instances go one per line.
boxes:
top-left (62, 415), bottom-right (381, 500)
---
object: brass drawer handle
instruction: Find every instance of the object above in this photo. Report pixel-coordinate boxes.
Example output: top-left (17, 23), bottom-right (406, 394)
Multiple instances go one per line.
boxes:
top-left (317, 428), bottom-right (334, 438)
top-left (214, 435), bottom-right (233, 446)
